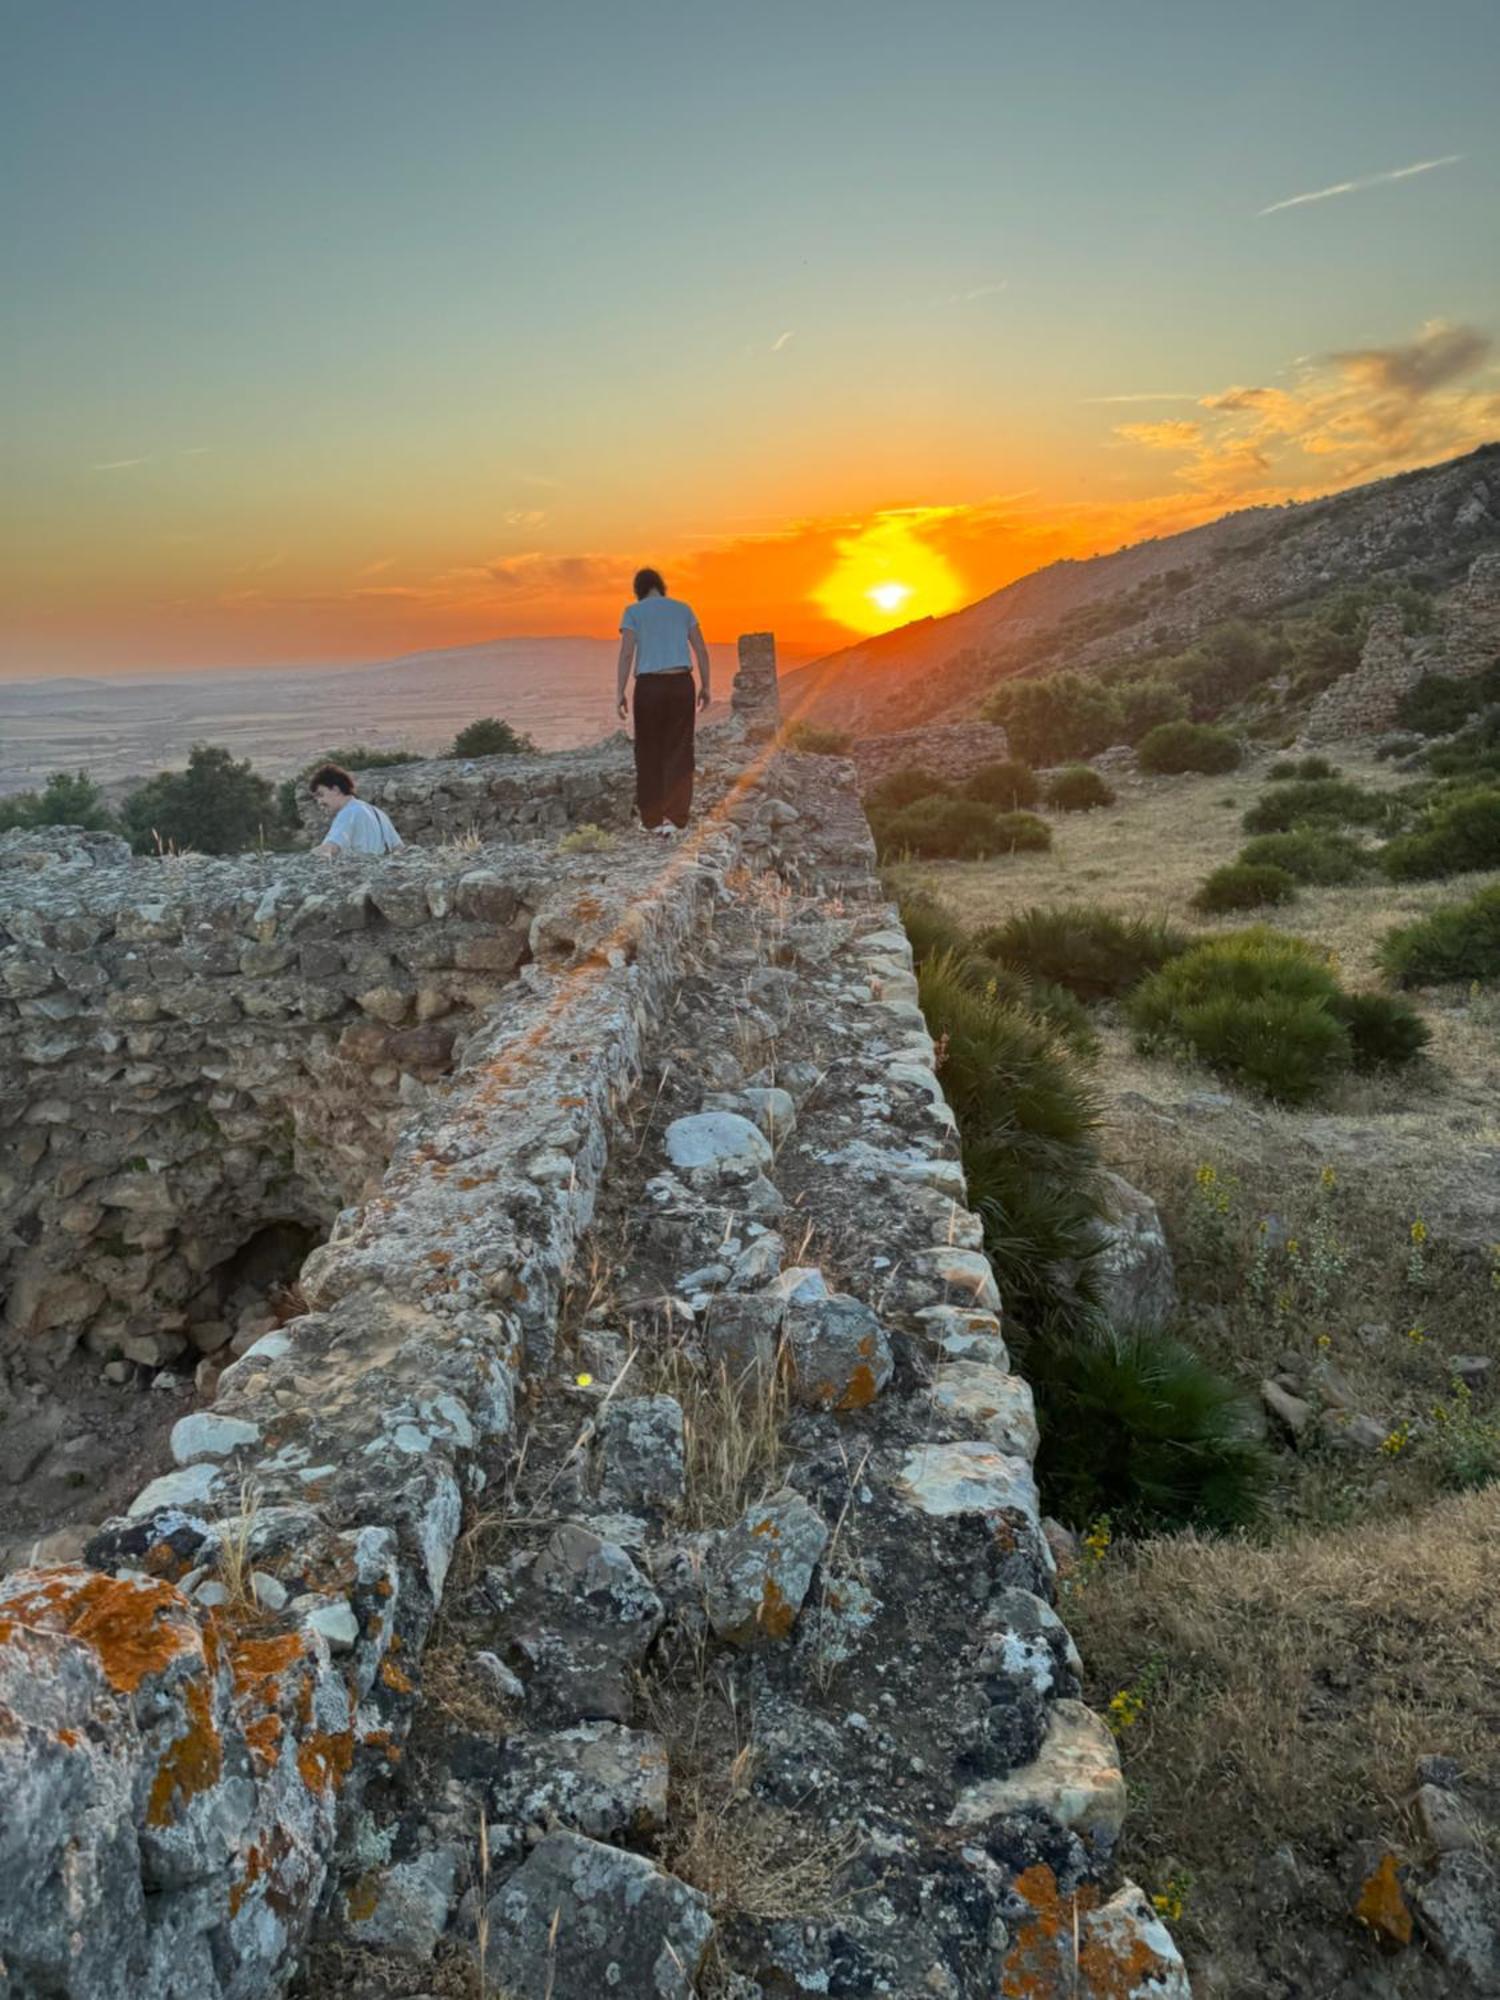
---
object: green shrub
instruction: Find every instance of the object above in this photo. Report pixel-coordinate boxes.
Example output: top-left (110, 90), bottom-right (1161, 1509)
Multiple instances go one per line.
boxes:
top-left (962, 758), bottom-right (1038, 810)
top-left (1375, 733), bottom-right (1424, 762)
top-left (451, 716), bottom-right (536, 758)
top-left (980, 905), bottom-right (1191, 1001)
top-left (1238, 829), bottom-right (1370, 885)
top-left (991, 811), bottom-right (1052, 853)
top-left (984, 672), bottom-right (1123, 765)
top-left (0, 770), bottom-right (116, 834)
top-left (1328, 990), bottom-right (1430, 1069)
top-left (1113, 677), bottom-right (1187, 745)
top-left (1395, 673), bottom-right (1484, 739)
top-left (1241, 777), bottom-right (1398, 836)
top-left (782, 719), bottom-right (852, 754)
top-left (1028, 1325), bottom-right (1271, 1531)
top-left (1267, 754), bottom-right (1338, 782)
top-left (1044, 765), bottom-right (1115, 812)
top-left (863, 765), bottom-right (951, 813)
top-left (1192, 862), bottom-right (1298, 913)
top-left (1424, 703), bottom-right (1500, 781)
top-left (310, 744), bottom-right (421, 772)
top-left (1137, 721), bottom-right (1242, 775)
top-left (1380, 787), bottom-right (1500, 881)
top-left (1127, 928), bottom-right (1352, 1104)
top-left (917, 949), bottom-right (1104, 1324)
top-left (1380, 884), bottom-right (1500, 984)
top-left (898, 894), bottom-right (1097, 1054)
top-left (123, 745), bottom-right (284, 856)
top-left (874, 796), bottom-right (1014, 860)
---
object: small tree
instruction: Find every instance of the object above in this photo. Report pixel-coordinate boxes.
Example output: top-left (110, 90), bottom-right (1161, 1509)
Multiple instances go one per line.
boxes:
top-left (0, 769), bottom-right (116, 833)
top-left (122, 744), bottom-right (281, 855)
top-left (451, 717), bottom-right (536, 758)
top-left (984, 673), bottom-right (1123, 766)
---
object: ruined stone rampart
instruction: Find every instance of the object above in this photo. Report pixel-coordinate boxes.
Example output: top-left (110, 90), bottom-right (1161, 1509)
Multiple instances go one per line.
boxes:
top-left (0, 673), bottom-right (1186, 1997)
top-left (848, 718), bottom-right (1013, 790)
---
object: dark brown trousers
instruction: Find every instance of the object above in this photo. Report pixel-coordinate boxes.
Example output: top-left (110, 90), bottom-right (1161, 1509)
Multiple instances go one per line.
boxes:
top-left (632, 670), bottom-right (696, 828)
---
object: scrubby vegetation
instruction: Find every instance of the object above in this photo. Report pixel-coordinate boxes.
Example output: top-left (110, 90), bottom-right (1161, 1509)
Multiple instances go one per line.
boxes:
top-left (781, 718), bottom-right (853, 754)
top-left (1379, 785), bottom-right (1500, 880)
top-left (871, 795), bottom-right (1051, 860)
top-left (1380, 883), bottom-right (1500, 984)
top-left (0, 770), bottom-right (116, 834)
top-left (980, 904), bottom-right (1190, 1001)
top-left (1137, 721), bottom-right (1242, 775)
top-left (1267, 754), bottom-right (1338, 781)
top-left (1237, 828), bottom-right (1370, 885)
top-left (1192, 861), bottom-right (1297, 914)
top-left (451, 715), bottom-right (536, 758)
top-left (1127, 928), bottom-right (1427, 1103)
top-left (1240, 776), bottom-right (1398, 836)
top-left (862, 765), bottom-right (950, 813)
top-left (308, 743), bottom-right (421, 771)
top-left (983, 671), bottom-right (1123, 765)
top-left (961, 758), bottom-right (1038, 810)
top-left (1044, 763), bottom-right (1115, 812)
top-left (122, 744), bottom-right (296, 856)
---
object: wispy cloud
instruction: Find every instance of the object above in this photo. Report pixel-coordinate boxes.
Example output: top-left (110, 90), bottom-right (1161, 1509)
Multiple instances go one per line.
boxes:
top-left (770, 329), bottom-right (795, 352)
top-left (501, 508), bottom-right (548, 528)
top-left (92, 457), bottom-right (146, 471)
top-left (1113, 317), bottom-right (1498, 501)
top-left (957, 280), bottom-right (1008, 303)
top-left (1083, 392), bottom-right (1202, 405)
top-left (357, 557), bottom-right (396, 577)
top-left (180, 446), bottom-right (211, 458)
top-left (1259, 153), bottom-right (1462, 216)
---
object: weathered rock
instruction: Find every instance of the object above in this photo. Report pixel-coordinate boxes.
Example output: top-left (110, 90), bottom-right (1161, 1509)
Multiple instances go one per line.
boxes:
top-left (512, 1525), bottom-right (665, 1722)
top-left (1413, 1781), bottom-right (1481, 1855)
top-left (595, 1395), bottom-right (686, 1510)
top-left (1261, 1378), bottom-right (1314, 1439)
top-left (1411, 1849), bottom-right (1500, 1987)
top-left (931, 1363), bottom-right (1039, 1459)
top-left (342, 1846), bottom-right (460, 1959)
top-left (896, 1441), bottom-right (1039, 1527)
top-left (488, 1722), bottom-right (670, 1841)
top-left (664, 1111), bottom-right (772, 1176)
top-left (706, 1489), bottom-right (829, 1647)
top-left (702, 1292), bottom-right (785, 1385)
top-left (1086, 1171), bottom-right (1178, 1330)
top-left (950, 1699), bottom-right (1127, 1851)
top-left (784, 1292), bottom-right (893, 1410)
top-left (484, 1830), bottom-right (713, 1999)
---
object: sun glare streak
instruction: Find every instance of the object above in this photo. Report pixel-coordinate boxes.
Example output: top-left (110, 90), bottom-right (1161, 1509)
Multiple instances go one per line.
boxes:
top-left (812, 519), bottom-right (964, 634)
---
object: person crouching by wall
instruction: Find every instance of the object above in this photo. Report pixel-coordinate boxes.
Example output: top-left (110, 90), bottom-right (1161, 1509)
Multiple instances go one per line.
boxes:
top-left (616, 567), bottom-right (711, 837)
top-left (309, 763), bottom-right (404, 857)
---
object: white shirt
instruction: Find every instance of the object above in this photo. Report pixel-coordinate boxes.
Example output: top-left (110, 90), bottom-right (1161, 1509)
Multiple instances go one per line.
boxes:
top-left (326, 797), bottom-right (402, 854)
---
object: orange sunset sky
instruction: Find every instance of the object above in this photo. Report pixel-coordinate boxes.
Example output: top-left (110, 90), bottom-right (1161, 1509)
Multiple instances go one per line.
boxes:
top-left (3, 3), bottom-right (1497, 677)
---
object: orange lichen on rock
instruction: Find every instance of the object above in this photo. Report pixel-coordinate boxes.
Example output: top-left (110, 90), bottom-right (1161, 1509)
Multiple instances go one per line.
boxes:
top-left (244, 1711), bottom-right (283, 1768)
top-left (1355, 1852), bottom-right (1413, 1949)
top-left (758, 1576), bottom-right (795, 1640)
top-left (3, 1569), bottom-right (199, 1694)
top-left (836, 1362), bottom-right (878, 1411)
top-left (345, 1874), bottom-right (382, 1922)
top-left (146, 1679), bottom-right (223, 1827)
top-left (296, 1729), bottom-right (354, 1793)
top-left (380, 1658), bottom-right (414, 1694)
top-left (1001, 1864), bottom-right (1182, 2000)
top-left (230, 1631), bottom-right (304, 1695)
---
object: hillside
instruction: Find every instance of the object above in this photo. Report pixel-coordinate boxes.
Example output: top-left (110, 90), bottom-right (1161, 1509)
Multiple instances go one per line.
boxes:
top-left (782, 443), bottom-right (1500, 736)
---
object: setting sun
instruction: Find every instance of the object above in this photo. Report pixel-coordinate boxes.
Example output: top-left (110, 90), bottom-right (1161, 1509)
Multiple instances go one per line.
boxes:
top-left (811, 517), bottom-right (967, 635)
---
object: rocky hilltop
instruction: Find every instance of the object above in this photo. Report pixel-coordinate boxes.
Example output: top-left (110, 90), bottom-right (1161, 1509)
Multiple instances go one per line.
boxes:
top-left (782, 443), bottom-right (1500, 735)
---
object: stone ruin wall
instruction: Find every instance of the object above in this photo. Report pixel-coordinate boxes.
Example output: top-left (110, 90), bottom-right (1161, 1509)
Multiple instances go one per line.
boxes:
top-left (847, 719), bottom-right (1013, 791)
top-left (1304, 550), bottom-right (1500, 744)
top-left (0, 669), bottom-right (1188, 1999)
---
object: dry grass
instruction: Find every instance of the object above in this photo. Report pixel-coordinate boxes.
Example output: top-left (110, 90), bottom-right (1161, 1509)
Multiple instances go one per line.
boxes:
top-left (641, 1325), bottom-right (790, 1530)
top-left (213, 1479), bottom-right (264, 1617)
top-left (1067, 1486), bottom-right (1500, 1986)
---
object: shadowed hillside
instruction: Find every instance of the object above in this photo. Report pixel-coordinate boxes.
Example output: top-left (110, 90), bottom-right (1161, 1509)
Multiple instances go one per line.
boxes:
top-left (782, 443), bottom-right (1500, 736)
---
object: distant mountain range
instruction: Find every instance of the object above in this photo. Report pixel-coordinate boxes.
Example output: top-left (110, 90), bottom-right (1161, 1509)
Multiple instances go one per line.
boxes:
top-left (781, 443), bottom-right (1500, 736)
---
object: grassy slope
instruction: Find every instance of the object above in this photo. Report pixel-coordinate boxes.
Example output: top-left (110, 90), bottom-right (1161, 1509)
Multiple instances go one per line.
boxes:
top-left (890, 750), bottom-right (1500, 1996)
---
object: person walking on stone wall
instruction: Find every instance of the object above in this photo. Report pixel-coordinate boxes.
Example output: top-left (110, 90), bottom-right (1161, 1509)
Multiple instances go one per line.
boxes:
top-left (309, 763), bottom-right (404, 857)
top-left (616, 567), bottom-right (711, 836)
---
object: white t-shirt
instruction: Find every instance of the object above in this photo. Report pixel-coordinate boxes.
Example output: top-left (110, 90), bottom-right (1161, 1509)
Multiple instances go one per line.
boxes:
top-left (621, 594), bottom-right (700, 675)
top-left (326, 797), bottom-right (402, 854)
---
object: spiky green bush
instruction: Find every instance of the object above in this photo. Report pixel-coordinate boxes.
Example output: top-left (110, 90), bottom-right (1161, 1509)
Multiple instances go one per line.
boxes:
top-left (1192, 862), bottom-right (1298, 914)
top-left (1394, 673), bottom-right (1486, 739)
top-left (962, 758), bottom-right (1039, 810)
top-left (991, 810), bottom-right (1052, 853)
top-left (1127, 928), bottom-right (1352, 1104)
top-left (1380, 787), bottom-right (1500, 881)
top-left (980, 905), bottom-right (1191, 1001)
top-left (1380, 885), bottom-right (1500, 984)
top-left (1238, 829), bottom-right (1370, 885)
top-left (863, 766), bottom-right (952, 813)
top-left (1266, 755), bottom-right (1339, 782)
top-left (1027, 1325), bottom-right (1271, 1531)
top-left (1328, 990), bottom-right (1430, 1069)
top-left (872, 796), bottom-right (1004, 859)
top-left (898, 894), bottom-right (1096, 1053)
top-left (1241, 777), bottom-right (1399, 836)
top-left (1137, 722), bottom-right (1242, 775)
top-left (1044, 764), bottom-right (1115, 812)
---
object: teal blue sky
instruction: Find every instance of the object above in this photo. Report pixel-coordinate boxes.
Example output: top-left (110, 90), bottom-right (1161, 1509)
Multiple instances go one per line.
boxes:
top-left (2, 0), bottom-right (1496, 669)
